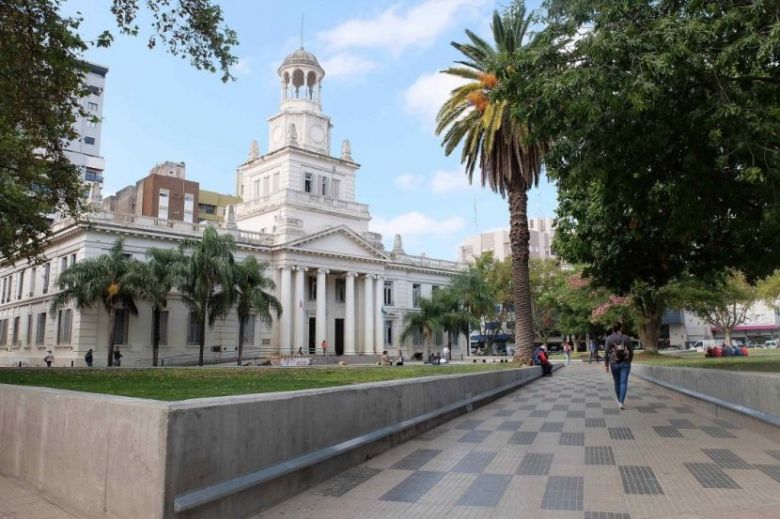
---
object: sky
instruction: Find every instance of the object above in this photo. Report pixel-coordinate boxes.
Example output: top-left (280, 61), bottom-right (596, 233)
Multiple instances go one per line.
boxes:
top-left (67, 0), bottom-right (553, 260)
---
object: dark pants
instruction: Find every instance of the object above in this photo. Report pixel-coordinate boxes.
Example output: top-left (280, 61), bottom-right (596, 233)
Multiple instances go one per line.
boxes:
top-left (45, 361), bottom-right (51, 367)
top-left (610, 362), bottom-right (631, 403)
top-left (541, 362), bottom-right (553, 376)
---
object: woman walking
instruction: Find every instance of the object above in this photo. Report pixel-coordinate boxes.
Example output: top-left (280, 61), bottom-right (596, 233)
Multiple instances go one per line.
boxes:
top-left (605, 322), bottom-right (633, 409)
top-left (563, 341), bottom-right (572, 365)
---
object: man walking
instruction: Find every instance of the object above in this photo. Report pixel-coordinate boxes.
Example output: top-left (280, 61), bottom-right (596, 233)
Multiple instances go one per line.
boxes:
top-left (605, 322), bottom-right (634, 409)
top-left (44, 351), bottom-right (53, 367)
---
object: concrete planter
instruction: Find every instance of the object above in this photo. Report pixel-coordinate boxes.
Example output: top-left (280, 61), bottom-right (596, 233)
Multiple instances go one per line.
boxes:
top-left (0, 365), bottom-right (545, 518)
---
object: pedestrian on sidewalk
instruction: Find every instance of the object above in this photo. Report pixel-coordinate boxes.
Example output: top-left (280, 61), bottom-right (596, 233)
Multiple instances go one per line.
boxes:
top-left (563, 341), bottom-right (572, 365)
top-left (321, 339), bottom-right (328, 356)
top-left (84, 349), bottom-right (93, 367)
top-left (605, 322), bottom-right (634, 409)
top-left (113, 347), bottom-right (122, 367)
top-left (588, 340), bottom-right (597, 364)
top-left (44, 351), bottom-right (53, 367)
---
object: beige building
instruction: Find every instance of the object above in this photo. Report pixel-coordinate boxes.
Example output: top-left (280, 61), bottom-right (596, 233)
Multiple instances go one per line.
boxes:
top-left (198, 190), bottom-right (242, 224)
top-left (458, 218), bottom-right (556, 263)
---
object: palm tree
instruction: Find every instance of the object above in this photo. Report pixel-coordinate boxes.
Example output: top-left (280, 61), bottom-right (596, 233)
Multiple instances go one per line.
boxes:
top-left (434, 287), bottom-right (475, 357)
top-left (130, 247), bottom-right (184, 366)
top-left (449, 265), bottom-right (497, 356)
top-left (401, 297), bottom-right (443, 358)
top-left (178, 227), bottom-right (236, 366)
top-left (436, 4), bottom-right (549, 363)
top-left (51, 239), bottom-right (139, 366)
top-left (233, 256), bottom-right (282, 365)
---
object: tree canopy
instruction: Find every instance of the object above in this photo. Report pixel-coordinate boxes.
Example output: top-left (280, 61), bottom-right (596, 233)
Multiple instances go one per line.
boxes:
top-left (499, 0), bottom-right (780, 350)
top-left (1, 0), bottom-right (237, 262)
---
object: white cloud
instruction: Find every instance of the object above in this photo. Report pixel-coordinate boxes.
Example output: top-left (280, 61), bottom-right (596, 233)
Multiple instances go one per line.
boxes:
top-left (430, 169), bottom-right (477, 194)
top-left (394, 173), bottom-right (425, 191)
top-left (402, 71), bottom-right (468, 129)
top-left (318, 0), bottom-right (488, 57)
top-left (233, 57), bottom-right (252, 76)
top-left (320, 53), bottom-right (377, 80)
top-left (371, 211), bottom-right (465, 236)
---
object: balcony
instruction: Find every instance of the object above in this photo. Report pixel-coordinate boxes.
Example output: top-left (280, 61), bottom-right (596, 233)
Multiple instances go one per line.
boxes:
top-left (238, 189), bottom-right (370, 219)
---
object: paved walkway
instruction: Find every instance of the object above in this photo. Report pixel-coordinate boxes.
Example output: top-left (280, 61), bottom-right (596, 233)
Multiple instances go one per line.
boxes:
top-left (259, 363), bottom-right (780, 519)
top-left (0, 475), bottom-right (76, 519)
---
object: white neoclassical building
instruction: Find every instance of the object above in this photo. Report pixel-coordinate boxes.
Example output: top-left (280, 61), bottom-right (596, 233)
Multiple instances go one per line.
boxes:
top-left (0, 48), bottom-right (465, 367)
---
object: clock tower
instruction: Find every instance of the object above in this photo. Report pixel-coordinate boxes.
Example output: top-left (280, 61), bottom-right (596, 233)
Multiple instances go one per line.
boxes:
top-left (267, 47), bottom-right (331, 154)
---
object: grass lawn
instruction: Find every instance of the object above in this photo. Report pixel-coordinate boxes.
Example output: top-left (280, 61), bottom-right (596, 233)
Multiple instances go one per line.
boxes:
top-left (631, 349), bottom-right (780, 372)
top-left (0, 363), bottom-right (519, 401)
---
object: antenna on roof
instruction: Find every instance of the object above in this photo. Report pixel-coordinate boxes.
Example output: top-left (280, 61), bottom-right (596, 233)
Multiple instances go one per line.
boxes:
top-left (300, 14), bottom-right (304, 49)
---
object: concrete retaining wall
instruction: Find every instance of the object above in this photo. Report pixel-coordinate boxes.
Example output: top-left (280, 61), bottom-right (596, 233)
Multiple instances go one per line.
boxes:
top-left (632, 364), bottom-right (780, 441)
top-left (0, 366), bottom-right (543, 518)
top-left (0, 385), bottom-right (169, 518)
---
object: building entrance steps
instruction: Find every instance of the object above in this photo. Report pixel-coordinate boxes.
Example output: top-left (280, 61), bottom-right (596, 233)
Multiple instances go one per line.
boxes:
top-left (257, 363), bottom-right (780, 519)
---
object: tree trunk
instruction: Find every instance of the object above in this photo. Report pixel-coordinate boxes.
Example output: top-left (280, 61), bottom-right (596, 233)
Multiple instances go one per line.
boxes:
top-left (724, 328), bottom-right (733, 346)
top-left (107, 307), bottom-right (116, 367)
top-left (237, 314), bottom-right (245, 366)
top-left (198, 310), bottom-right (206, 367)
top-left (152, 306), bottom-right (160, 367)
top-left (508, 187), bottom-right (534, 364)
top-left (638, 316), bottom-right (660, 354)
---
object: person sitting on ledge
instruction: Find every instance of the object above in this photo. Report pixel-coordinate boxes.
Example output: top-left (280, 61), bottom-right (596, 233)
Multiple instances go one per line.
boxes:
top-left (379, 350), bottom-right (392, 366)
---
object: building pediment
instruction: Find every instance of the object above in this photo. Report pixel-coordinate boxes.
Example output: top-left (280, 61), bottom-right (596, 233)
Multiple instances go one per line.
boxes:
top-left (284, 226), bottom-right (387, 260)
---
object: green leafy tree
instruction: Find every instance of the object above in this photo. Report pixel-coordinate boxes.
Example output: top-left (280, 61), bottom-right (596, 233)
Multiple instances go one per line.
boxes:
top-left (436, 4), bottom-right (550, 363)
top-left (130, 247), bottom-right (184, 366)
top-left (1, 0), bottom-right (237, 262)
top-left (449, 256), bottom-right (497, 355)
top-left (178, 227), bottom-right (236, 366)
top-left (503, 0), bottom-right (780, 351)
top-left (401, 297), bottom-right (444, 357)
top-left (50, 239), bottom-right (139, 366)
top-left (529, 259), bottom-right (561, 345)
top-left (759, 270), bottom-right (780, 306)
top-left (676, 273), bottom-right (759, 346)
top-left (233, 256), bottom-right (281, 366)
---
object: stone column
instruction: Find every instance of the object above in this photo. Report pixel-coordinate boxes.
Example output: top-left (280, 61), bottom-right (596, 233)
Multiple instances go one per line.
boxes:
top-left (344, 272), bottom-right (357, 355)
top-left (294, 267), bottom-right (306, 353)
top-left (279, 266), bottom-right (292, 354)
top-left (316, 268), bottom-right (328, 352)
top-left (363, 274), bottom-right (375, 354)
top-left (374, 276), bottom-right (384, 353)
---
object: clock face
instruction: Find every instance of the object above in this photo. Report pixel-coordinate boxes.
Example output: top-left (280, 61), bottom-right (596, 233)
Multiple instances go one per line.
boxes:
top-left (309, 124), bottom-right (325, 144)
top-left (272, 126), bottom-right (283, 144)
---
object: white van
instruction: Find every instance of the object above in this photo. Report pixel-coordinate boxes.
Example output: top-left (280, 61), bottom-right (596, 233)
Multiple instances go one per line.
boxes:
top-left (765, 340), bottom-right (778, 349)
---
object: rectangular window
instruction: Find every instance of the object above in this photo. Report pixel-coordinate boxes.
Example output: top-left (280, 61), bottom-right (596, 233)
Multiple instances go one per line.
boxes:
top-left (158, 189), bottom-right (169, 220)
top-left (0, 319), bottom-right (7, 346)
top-left (85, 168), bottom-right (103, 183)
top-left (61, 256), bottom-right (68, 275)
top-left (87, 101), bottom-right (98, 111)
top-left (83, 136), bottom-right (95, 145)
top-left (42, 263), bottom-right (51, 294)
top-left (335, 278), bottom-right (346, 303)
top-left (26, 315), bottom-right (32, 345)
top-left (7, 275), bottom-right (12, 301)
top-left (151, 310), bottom-right (169, 345)
top-left (332, 179), bottom-right (340, 199)
top-left (254, 179), bottom-right (261, 198)
top-left (36, 313), bottom-right (46, 345)
top-left (412, 327), bottom-right (422, 346)
top-left (308, 276), bottom-right (317, 301)
top-left (87, 85), bottom-right (101, 95)
top-left (272, 172), bottom-right (280, 192)
top-left (385, 320), bottom-right (393, 346)
top-left (432, 285), bottom-right (440, 295)
top-left (242, 315), bottom-right (256, 345)
top-left (183, 193), bottom-right (194, 223)
top-left (198, 203), bottom-right (216, 215)
top-left (304, 173), bottom-right (313, 193)
top-left (412, 283), bottom-right (421, 308)
top-left (1, 277), bottom-right (6, 303)
top-left (70, 254), bottom-right (76, 266)
top-left (263, 176), bottom-right (270, 195)
top-left (17, 270), bottom-right (24, 299)
top-left (57, 309), bottom-right (72, 345)
top-left (384, 281), bottom-right (393, 306)
top-left (187, 311), bottom-right (202, 345)
top-left (113, 309), bottom-right (129, 345)
top-left (320, 176), bottom-right (329, 196)
top-left (12, 316), bottom-right (20, 345)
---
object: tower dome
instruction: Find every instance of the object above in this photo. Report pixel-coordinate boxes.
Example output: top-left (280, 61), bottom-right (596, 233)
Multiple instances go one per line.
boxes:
top-left (278, 47), bottom-right (325, 106)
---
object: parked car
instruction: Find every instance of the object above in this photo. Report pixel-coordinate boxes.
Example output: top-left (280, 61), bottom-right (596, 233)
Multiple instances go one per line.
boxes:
top-left (765, 340), bottom-right (779, 349)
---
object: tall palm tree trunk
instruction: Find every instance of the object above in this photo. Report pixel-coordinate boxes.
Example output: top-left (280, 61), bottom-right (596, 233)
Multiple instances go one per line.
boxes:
top-left (107, 307), bottom-right (116, 367)
top-left (237, 314), bottom-right (245, 366)
top-left (509, 187), bottom-right (535, 363)
top-left (198, 309), bottom-right (206, 367)
top-left (152, 307), bottom-right (160, 367)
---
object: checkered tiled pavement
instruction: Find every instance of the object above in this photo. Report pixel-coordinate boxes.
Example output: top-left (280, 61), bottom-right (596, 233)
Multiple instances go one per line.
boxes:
top-left (258, 363), bottom-right (780, 519)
